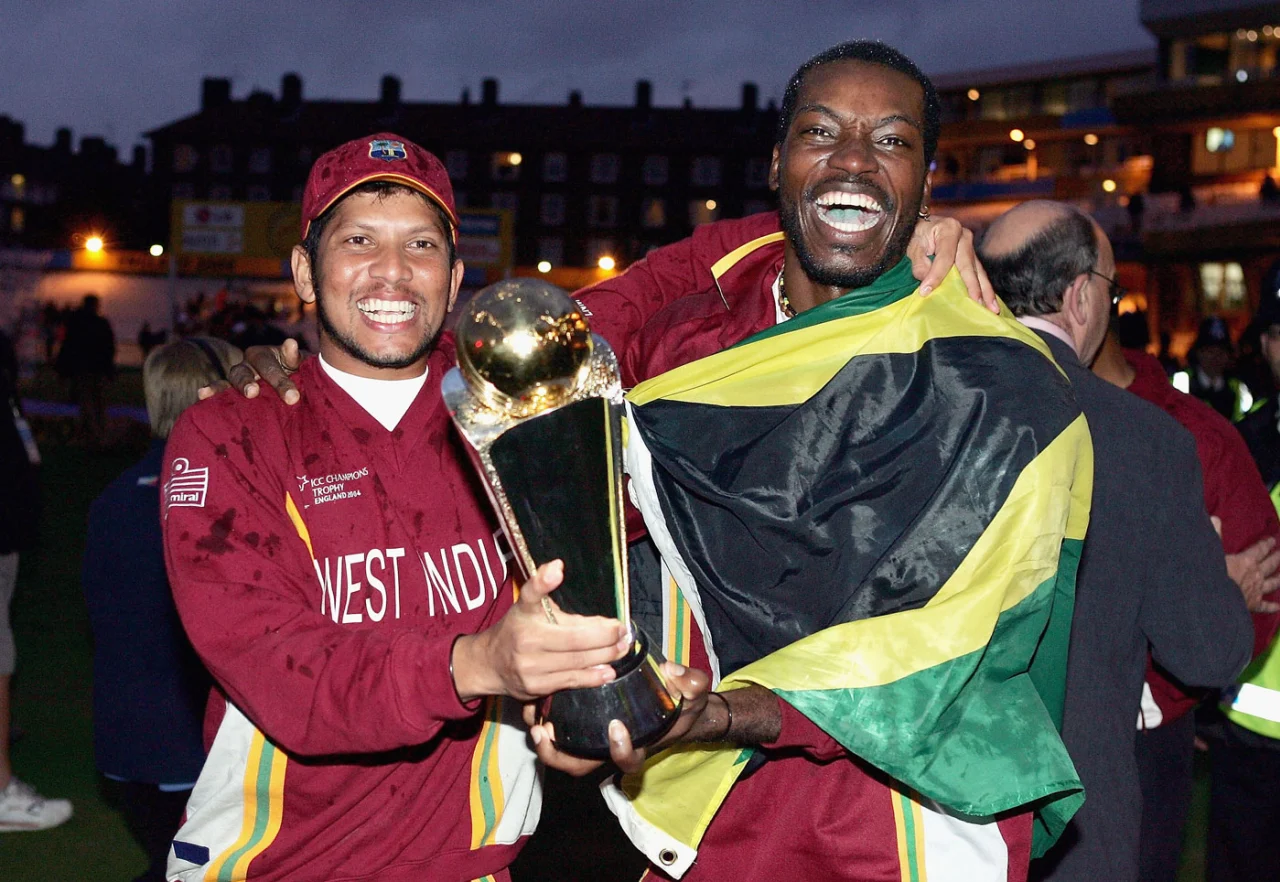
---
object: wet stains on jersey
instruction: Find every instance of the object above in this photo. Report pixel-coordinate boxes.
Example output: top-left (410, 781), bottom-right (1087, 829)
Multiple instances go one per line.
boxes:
top-left (179, 531), bottom-right (189, 542)
top-left (298, 664), bottom-right (314, 679)
top-left (196, 508), bottom-right (237, 555)
top-left (213, 459), bottom-right (278, 512)
top-left (352, 428), bottom-right (370, 445)
top-left (286, 655), bottom-right (295, 671)
top-left (304, 453), bottom-right (320, 466)
top-left (214, 444), bottom-right (228, 458)
top-left (263, 533), bottom-right (282, 557)
top-left (253, 569), bottom-right (262, 581)
top-left (239, 426), bottom-right (255, 465)
top-left (243, 532), bottom-right (260, 548)
top-left (413, 511), bottom-right (424, 534)
top-left (372, 475), bottom-right (390, 512)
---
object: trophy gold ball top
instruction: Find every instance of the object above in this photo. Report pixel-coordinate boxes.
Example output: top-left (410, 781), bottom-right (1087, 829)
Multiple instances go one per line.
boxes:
top-left (455, 279), bottom-right (593, 416)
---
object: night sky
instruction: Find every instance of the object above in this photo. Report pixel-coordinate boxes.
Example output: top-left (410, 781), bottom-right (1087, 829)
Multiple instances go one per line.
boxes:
top-left (1, 0), bottom-right (1153, 152)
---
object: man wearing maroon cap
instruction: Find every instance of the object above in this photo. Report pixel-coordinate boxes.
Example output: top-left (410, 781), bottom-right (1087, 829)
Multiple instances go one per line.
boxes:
top-left (160, 134), bottom-right (638, 882)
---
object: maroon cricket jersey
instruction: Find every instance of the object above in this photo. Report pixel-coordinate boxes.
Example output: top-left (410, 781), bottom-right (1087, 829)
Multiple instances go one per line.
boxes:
top-left (162, 352), bottom-right (537, 882)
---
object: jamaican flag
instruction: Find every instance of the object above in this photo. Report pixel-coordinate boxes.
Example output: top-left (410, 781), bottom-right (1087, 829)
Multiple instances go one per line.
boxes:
top-left (606, 259), bottom-right (1092, 877)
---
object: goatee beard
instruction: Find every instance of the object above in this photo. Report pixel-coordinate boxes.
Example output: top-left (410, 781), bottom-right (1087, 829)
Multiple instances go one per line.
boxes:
top-left (778, 190), bottom-right (921, 290)
top-left (315, 290), bottom-right (436, 370)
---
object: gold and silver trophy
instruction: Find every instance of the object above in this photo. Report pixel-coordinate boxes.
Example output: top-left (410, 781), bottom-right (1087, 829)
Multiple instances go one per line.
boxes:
top-left (442, 278), bottom-right (681, 758)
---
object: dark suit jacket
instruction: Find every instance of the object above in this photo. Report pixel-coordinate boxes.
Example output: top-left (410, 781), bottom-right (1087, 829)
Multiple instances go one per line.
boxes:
top-left (1034, 332), bottom-right (1253, 882)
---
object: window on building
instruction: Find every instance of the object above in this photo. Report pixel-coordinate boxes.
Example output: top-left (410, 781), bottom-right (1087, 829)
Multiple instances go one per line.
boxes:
top-left (590, 153), bottom-right (620, 184)
top-left (491, 192), bottom-right (519, 219)
top-left (641, 198), bottom-right (666, 228)
top-left (542, 152), bottom-right (568, 183)
top-left (691, 156), bottom-right (722, 187)
top-left (446, 150), bottom-right (469, 180)
top-left (247, 185), bottom-right (272, 202)
top-left (209, 184), bottom-right (234, 201)
top-left (173, 145), bottom-right (199, 173)
top-left (540, 193), bottom-right (566, 226)
top-left (1206, 127), bottom-right (1236, 153)
top-left (538, 237), bottom-right (564, 264)
top-left (1039, 82), bottom-right (1068, 116)
top-left (10, 206), bottom-right (24, 233)
top-left (210, 145), bottom-right (234, 174)
top-left (1200, 262), bottom-right (1248, 311)
top-left (642, 155), bottom-right (668, 186)
top-left (689, 198), bottom-right (720, 226)
top-left (1066, 79), bottom-right (1100, 112)
top-left (588, 195), bottom-right (618, 228)
top-left (248, 147), bottom-right (272, 174)
top-left (491, 151), bottom-right (522, 182)
top-left (586, 237), bottom-right (616, 265)
top-left (744, 157), bottom-right (770, 189)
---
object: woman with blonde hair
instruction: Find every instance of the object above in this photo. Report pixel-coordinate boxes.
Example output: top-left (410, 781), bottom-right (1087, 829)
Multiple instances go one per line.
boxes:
top-left (83, 336), bottom-right (241, 882)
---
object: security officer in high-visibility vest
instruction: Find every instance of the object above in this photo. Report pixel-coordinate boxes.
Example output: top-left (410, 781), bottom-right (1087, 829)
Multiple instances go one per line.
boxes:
top-left (1173, 316), bottom-right (1255, 422)
top-left (1215, 286), bottom-right (1280, 880)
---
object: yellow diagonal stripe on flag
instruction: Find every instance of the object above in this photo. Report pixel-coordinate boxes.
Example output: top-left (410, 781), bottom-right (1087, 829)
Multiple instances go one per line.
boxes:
top-left (627, 272), bottom-right (1054, 410)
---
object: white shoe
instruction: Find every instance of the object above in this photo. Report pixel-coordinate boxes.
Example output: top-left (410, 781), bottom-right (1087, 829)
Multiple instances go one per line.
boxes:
top-left (0, 777), bottom-right (73, 832)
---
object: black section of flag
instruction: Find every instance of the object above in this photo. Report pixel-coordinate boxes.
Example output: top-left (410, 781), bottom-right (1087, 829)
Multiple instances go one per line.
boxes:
top-left (631, 335), bottom-right (1079, 676)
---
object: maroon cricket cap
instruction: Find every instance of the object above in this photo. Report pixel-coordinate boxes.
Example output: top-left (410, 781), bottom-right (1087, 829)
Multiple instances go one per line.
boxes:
top-left (300, 133), bottom-right (459, 240)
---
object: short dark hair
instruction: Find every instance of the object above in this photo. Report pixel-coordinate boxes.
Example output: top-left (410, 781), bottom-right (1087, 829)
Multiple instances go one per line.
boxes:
top-left (301, 180), bottom-right (457, 281)
top-left (777, 40), bottom-right (942, 167)
top-left (978, 208), bottom-right (1098, 317)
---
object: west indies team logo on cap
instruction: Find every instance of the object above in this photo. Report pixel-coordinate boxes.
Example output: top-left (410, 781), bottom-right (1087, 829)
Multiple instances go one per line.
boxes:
top-left (368, 139), bottom-right (408, 162)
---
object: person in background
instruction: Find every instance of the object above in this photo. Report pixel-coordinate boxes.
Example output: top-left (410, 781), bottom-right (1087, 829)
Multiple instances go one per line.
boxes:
top-left (1092, 328), bottom-right (1280, 882)
top-left (1212, 288), bottom-right (1280, 881)
top-left (977, 200), bottom-right (1253, 882)
top-left (55, 294), bottom-right (116, 448)
top-left (0, 326), bottom-right (72, 832)
top-left (82, 337), bottom-right (239, 880)
top-left (1174, 317), bottom-right (1253, 422)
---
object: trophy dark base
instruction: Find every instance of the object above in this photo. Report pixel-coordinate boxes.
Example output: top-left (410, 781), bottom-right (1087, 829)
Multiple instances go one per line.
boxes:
top-left (539, 624), bottom-right (682, 760)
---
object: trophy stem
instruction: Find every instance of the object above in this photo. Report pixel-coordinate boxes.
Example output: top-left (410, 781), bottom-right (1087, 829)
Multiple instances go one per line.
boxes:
top-left (539, 623), bottom-right (683, 759)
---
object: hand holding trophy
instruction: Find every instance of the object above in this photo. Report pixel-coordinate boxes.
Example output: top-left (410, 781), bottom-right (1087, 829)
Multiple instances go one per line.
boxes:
top-left (442, 279), bottom-right (681, 758)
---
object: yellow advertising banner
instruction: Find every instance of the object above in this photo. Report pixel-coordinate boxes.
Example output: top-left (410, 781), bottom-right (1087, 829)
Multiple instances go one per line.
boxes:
top-left (170, 200), bottom-right (301, 259)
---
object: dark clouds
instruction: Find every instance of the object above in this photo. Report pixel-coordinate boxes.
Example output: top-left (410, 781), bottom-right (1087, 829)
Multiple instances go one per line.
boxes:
top-left (0, 0), bottom-right (1152, 150)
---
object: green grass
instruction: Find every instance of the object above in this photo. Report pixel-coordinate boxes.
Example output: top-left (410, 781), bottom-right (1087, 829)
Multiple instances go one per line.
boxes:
top-left (19, 365), bottom-right (145, 408)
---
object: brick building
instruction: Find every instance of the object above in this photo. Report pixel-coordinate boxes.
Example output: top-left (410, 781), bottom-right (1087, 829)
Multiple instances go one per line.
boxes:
top-left (145, 75), bottom-right (779, 274)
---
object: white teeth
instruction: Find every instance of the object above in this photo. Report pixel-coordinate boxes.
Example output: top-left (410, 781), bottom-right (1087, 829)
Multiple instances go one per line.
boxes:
top-left (815, 192), bottom-right (883, 211)
top-left (358, 299), bottom-right (417, 324)
top-left (815, 191), bottom-right (884, 233)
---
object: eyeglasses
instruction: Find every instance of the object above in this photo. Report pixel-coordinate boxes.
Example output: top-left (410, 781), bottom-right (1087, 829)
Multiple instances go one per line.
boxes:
top-left (1089, 269), bottom-right (1125, 309)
